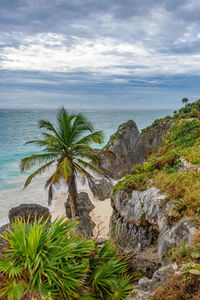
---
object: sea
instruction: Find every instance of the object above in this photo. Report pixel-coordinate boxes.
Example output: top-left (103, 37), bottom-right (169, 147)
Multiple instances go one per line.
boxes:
top-left (0, 108), bottom-right (173, 226)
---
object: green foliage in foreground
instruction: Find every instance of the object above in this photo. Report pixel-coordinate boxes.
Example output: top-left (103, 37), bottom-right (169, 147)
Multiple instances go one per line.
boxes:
top-left (0, 218), bottom-right (132, 300)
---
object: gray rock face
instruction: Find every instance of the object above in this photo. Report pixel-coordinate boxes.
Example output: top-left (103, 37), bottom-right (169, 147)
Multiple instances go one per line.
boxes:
top-left (141, 120), bottom-right (172, 159)
top-left (126, 263), bottom-right (177, 300)
top-left (100, 120), bottom-right (144, 179)
top-left (91, 178), bottom-right (113, 200)
top-left (111, 187), bottom-right (166, 230)
top-left (110, 188), bottom-right (167, 252)
top-left (158, 218), bottom-right (197, 258)
top-left (110, 187), bottom-right (198, 257)
top-left (65, 192), bottom-right (95, 238)
top-left (110, 209), bottom-right (158, 253)
top-left (9, 204), bottom-right (51, 224)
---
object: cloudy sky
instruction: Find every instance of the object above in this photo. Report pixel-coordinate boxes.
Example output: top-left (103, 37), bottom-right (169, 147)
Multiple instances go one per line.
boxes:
top-left (0, 0), bottom-right (200, 109)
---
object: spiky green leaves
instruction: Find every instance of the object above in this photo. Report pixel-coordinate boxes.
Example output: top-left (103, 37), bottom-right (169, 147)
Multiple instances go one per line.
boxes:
top-left (0, 219), bottom-right (132, 300)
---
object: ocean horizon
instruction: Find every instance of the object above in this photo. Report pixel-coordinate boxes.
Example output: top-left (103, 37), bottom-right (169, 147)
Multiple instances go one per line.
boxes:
top-left (0, 108), bottom-right (173, 225)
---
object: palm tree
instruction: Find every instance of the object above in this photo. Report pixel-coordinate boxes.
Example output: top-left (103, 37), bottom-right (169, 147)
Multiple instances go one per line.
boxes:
top-left (182, 97), bottom-right (189, 106)
top-left (20, 108), bottom-right (107, 218)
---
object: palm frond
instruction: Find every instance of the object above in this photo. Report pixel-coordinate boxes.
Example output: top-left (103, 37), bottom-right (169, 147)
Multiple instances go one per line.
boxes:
top-left (45, 169), bottom-right (61, 205)
top-left (58, 157), bottom-right (73, 183)
top-left (70, 113), bottom-right (94, 144)
top-left (76, 158), bottom-right (110, 180)
top-left (20, 153), bottom-right (59, 172)
top-left (75, 131), bottom-right (104, 146)
top-left (24, 160), bottom-right (56, 188)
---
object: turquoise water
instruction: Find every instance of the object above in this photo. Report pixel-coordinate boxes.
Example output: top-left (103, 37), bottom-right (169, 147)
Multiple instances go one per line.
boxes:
top-left (0, 108), bottom-right (173, 226)
top-left (0, 109), bottom-right (173, 190)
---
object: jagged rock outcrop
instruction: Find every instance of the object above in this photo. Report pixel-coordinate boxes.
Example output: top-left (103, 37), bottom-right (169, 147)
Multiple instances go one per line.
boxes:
top-left (110, 209), bottom-right (158, 252)
top-left (9, 204), bottom-right (51, 223)
top-left (91, 178), bottom-right (113, 200)
top-left (99, 120), bottom-right (144, 179)
top-left (126, 263), bottom-right (178, 300)
top-left (158, 218), bottom-right (198, 258)
top-left (110, 188), bottom-right (170, 252)
top-left (110, 187), bottom-right (198, 257)
top-left (65, 192), bottom-right (95, 238)
top-left (141, 120), bottom-right (172, 159)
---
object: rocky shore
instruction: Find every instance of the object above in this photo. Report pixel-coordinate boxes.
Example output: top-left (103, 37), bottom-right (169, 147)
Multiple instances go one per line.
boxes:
top-left (1, 100), bottom-right (200, 299)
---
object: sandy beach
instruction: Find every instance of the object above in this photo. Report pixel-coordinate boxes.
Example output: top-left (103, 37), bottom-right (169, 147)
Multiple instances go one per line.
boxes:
top-left (51, 190), bottom-right (113, 239)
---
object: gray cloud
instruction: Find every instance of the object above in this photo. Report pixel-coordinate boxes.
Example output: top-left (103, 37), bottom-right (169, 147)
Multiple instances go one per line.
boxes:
top-left (0, 0), bottom-right (200, 108)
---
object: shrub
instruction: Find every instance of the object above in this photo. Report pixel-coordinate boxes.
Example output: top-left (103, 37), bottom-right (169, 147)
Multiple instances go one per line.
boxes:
top-left (0, 218), bottom-right (132, 300)
top-left (152, 171), bottom-right (200, 217)
top-left (165, 119), bottom-right (200, 148)
top-left (113, 172), bottom-right (148, 195)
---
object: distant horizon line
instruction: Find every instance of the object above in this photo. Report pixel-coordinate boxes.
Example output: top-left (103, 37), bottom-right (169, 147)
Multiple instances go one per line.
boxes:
top-left (0, 107), bottom-right (176, 111)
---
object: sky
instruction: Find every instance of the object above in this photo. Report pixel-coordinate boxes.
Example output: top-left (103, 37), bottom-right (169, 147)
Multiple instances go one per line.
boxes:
top-left (0, 0), bottom-right (200, 109)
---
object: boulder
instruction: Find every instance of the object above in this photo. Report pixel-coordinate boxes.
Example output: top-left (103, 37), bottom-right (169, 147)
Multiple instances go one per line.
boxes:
top-left (110, 209), bottom-right (158, 253)
top-left (9, 204), bottom-right (51, 224)
top-left (126, 263), bottom-right (177, 300)
top-left (91, 178), bottom-right (113, 200)
top-left (99, 120), bottom-right (144, 179)
top-left (158, 217), bottom-right (198, 259)
top-left (65, 192), bottom-right (95, 238)
top-left (110, 187), bottom-right (186, 254)
top-left (111, 187), bottom-right (166, 230)
top-left (141, 120), bottom-right (172, 159)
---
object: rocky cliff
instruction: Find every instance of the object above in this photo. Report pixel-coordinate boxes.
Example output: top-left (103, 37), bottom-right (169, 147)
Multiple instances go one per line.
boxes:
top-left (99, 120), bottom-right (144, 179)
top-left (140, 120), bottom-right (172, 159)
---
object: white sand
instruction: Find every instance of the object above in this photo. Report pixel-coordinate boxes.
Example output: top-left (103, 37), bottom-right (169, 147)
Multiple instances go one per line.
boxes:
top-left (51, 190), bottom-right (113, 239)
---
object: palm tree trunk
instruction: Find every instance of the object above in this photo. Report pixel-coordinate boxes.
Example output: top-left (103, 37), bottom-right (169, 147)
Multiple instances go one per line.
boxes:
top-left (67, 173), bottom-right (78, 218)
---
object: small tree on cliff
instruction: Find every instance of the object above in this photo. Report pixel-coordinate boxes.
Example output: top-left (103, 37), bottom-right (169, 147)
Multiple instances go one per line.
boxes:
top-left (182, 97), bottom-right (189, 106)
top-left (21, 108), bottom-right (107, 218)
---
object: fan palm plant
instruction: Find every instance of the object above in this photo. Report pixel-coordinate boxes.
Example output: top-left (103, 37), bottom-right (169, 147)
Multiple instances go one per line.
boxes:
top-left (20, 108), bottom-right (108, 218)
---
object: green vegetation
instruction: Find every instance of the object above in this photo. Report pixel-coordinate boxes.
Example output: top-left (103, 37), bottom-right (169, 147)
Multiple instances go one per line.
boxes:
top-left (182, 97), bottom-right (189, 106)
top-left (152, 234), bottom-right (200, 299)
top-left (165, 119), bottom-right (200, 148)
top-left (0, 218), bottom-right (133, 300)
top-left (21, 107), bottom-right (107, 218)
top-left (141, 98), bottom-right (200, 134)
top-left (113, 165), bottom-right (149, 195)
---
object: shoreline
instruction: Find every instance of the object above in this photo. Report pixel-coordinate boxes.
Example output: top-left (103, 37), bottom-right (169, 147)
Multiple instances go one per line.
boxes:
top-left (51, 190), bottom-right (112, 239)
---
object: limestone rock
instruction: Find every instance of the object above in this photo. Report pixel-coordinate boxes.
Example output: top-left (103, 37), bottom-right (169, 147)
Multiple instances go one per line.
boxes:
top-left (178, 157), bottom-right (200, 172)
top-left (158, 217), bottom-right (198, 258)
top-left (9, 204), bottom-right (51, 224)
top-left (111, 187), bottom-right (166, 229)
top-left (65, 192), bottom-right (95, 238)
top-left (126, 263), bottom-right (177, 299)
top-left (110, 209), bottom-right (158, 253)
top-left (110, 187), bottom-right (182, 253)
top-left (91, 178), bottom-right (113, 200)
top-left (141, 120), bottom-right (172, 159)
top-left (99, 120), bottom-right (144, 179)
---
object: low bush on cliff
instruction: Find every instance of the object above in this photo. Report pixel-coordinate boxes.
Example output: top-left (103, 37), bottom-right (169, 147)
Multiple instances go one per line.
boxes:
top-left (0, 218), bottom-right (132, 300)
top-left (164, 119), bottom-right (200, 148)
top-left (113, 165), bottom-right (149, 194)
top-left (153, 234), bottom-right (200, 300)
top-left (152, 171), bottom-right (200, 217)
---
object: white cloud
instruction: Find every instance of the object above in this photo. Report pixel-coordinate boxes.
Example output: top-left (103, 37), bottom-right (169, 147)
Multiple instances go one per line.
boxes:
top-left (1, 30), bottom-right (200, 78)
